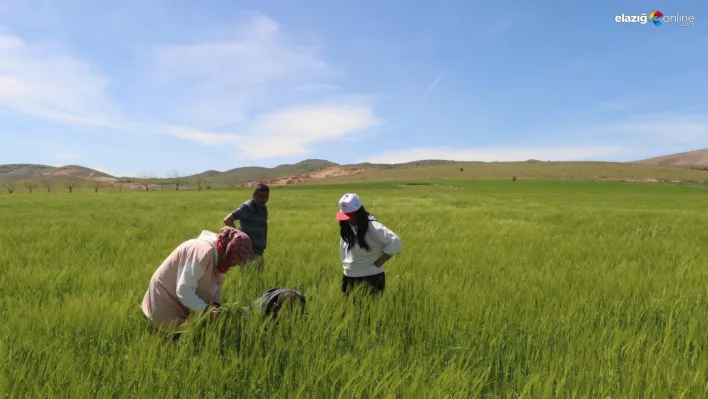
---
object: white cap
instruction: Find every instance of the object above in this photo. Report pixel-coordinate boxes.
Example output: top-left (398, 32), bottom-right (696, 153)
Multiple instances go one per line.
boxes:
top-left (337, 193), bottom-right (362, 220)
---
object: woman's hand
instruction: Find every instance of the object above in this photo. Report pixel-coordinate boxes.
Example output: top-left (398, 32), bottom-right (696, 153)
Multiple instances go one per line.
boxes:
top-left (205, 303), bottom-right (221, 317)
top-left (375, 254), bottom-right (393, 268)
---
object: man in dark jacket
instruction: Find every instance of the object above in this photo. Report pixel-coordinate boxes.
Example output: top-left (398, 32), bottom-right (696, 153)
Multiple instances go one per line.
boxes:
top-left (252, 288), bottom-right (306, 319)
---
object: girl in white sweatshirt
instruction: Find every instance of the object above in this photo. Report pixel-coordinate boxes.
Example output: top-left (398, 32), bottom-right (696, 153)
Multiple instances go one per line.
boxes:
top-left (336, 193), bottom-right (402, 294)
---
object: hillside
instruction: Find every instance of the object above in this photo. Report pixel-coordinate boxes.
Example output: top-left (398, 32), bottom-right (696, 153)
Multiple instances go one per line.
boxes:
top-left (5, 151), bottom-right (708, 191)
top-left (189, 159), bottom-right (340, 184)
top-left (633, 149), bottom-right (708, 168)
top-left (303, 161), bottom-right (708, 186)
top-left (190, 159), bottom-right (462, 184)
top-left (0, 159), bottom-right (457, 190)
top-left (0, 164), bottom-right (113, 183)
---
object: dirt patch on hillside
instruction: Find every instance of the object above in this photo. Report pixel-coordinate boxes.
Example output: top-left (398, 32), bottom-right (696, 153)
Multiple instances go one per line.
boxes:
top-left (592, 177), bottom-right (685, 184)
top-left (41, 167), bottom-right (84, 177)
top-left (238, 166), bottom-right (367, 187)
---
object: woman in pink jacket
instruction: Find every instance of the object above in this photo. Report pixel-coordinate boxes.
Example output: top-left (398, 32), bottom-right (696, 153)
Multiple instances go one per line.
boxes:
top-left (141, 226), bottom-right (253, 332)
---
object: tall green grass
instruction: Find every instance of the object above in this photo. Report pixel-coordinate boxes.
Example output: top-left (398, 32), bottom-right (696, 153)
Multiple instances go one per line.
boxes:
top-left (1, 182), bottom-right (706, 397)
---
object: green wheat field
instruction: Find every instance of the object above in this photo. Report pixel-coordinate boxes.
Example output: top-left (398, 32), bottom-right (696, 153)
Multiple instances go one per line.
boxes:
top-left (1, 181), bottom-right (707, 397)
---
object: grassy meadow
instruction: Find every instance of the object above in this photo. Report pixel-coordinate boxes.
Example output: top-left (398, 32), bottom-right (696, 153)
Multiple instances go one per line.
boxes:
top-left (1, 181), bottom-right (707, 397)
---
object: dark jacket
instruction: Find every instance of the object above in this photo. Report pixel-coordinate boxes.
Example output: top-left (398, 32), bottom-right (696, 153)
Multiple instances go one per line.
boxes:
top-left (252, 288), bottom-right (306, 317)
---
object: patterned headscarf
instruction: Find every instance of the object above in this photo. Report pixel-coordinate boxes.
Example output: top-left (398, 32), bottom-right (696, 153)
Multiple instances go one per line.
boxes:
top-left (216, 226), bottom-right (253, 273)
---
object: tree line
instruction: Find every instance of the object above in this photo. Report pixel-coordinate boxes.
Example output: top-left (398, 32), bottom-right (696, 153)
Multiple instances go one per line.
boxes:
top-left (3, 171), bottom-right (213, 194)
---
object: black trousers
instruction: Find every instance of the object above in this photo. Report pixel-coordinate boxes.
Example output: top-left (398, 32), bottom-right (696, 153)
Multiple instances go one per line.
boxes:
top-left (341, 272), bottom-right (385, 294)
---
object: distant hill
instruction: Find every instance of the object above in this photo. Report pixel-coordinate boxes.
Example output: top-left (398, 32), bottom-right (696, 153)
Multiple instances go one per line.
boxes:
top-left (5, 150), bottom-right (708, 191)
top-left (633, 149), bottom-right (708, 168)
top-left (180, 159), bottom-right (459, 186)
top-left (342, 159), bottom-right (460, 169)
top-left (0, 159), bottom-right (456, 188)
top-left (189, 159), bottom-right (340, 184)
top-left (307, 161), bottom-right (708, 186)
top-left (0, 164), bottom-right (113, 183)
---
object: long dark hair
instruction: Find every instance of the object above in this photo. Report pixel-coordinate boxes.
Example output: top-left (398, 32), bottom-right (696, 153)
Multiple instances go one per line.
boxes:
top-left (340, 206), bottom-right (373, 252)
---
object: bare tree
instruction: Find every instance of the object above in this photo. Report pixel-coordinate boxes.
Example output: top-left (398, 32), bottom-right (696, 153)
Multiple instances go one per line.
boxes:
top-left (64, 178), bottom-right (80, 193)
top-left (92, 178), bottom-right (103, 193)
top-left (194, 176), bottom-right (206, 190)
top-left (170, 170), bottom-right (186, 191)
top-left (24, 181), bottom-right (39, 193)
top-left (4, 183), bottom-right (15, 193)
top-left (42, 180), bottom-right (54, 193)
top-left (136, 173), bottom-right (153, 192)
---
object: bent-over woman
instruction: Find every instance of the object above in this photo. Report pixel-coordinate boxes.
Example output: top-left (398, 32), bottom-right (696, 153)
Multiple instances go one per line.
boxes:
top-left (141, 226), bottom-right (253, 331)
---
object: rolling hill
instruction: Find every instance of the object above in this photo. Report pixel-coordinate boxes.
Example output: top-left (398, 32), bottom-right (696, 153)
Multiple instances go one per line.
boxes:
top-left (0, 164), bottom-right (113, 183)
top-left (3, 149), bottom-right (708, 191)
top-left (187, 159), bottom-right (340, 184)
top-left (306, 161), bottom-right (708, 186)
top-left (0, 159), bottom-right (457, 189)
top-left (633, 149), bottom-right (708, 168)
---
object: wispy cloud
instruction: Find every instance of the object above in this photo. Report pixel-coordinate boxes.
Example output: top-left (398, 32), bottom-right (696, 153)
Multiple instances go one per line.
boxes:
top-left (0, 34), bottom-right (121, 128)
top-left (146, 14), bottom-right (333, 129)
top-left (163, 102), bottom-right (381, 159)
top-left (0, 13), bottom-right (382, 160)
top-left (423, 75), bottom-right (443, 99)
top-left (142, 14), bottom-right (383, 159)
top-left (361, 145), bottom-right (630, 164)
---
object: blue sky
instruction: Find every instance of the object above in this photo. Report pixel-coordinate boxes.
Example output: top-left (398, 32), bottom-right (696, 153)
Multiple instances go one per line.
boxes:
top-left (0, 0), bottom-right (706, 177)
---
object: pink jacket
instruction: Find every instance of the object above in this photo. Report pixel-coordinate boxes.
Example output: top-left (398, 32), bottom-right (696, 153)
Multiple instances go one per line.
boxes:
top-left (141, 231), bottom-right (225, 331)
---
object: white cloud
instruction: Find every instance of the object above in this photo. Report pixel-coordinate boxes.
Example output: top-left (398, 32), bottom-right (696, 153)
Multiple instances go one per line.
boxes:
top-left (249, 103), bottom-right (379, 142)
top-left (0, 13), bottom-right (381, 162)
top-left (163, 102), bottom-right (380, 159)
top-left (148, 14), bottom-right (333, 129)
top-left (54, 153), bottom-right (78, 160)
top-left (0, 34), bottom-right (120, 128)
top-left (361, 145), bottom-right (631, 164)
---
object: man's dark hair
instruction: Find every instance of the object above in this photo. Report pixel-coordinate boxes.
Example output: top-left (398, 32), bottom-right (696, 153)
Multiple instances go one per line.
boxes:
top-left (265, 291), bottom-right (306, 318)
top-left (254, 183), bottom-right (270, 194)
top-left (340, 206), bottom-right (372, 252)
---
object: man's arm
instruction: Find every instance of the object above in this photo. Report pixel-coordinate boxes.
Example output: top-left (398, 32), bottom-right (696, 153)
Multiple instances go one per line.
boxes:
top-left (224, 203), bottom-right (246, 227)
top-left (223, 213), bottom-right (237, 227)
